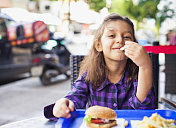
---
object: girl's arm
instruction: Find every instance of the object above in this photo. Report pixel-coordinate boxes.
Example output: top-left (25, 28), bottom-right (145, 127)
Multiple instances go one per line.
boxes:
top-left (137, 59), bottom-right (152, 102)
top-left (121, 41), bottom-right (153, 102)
top-left (44, 75), bottom-right (89, 120)
top-left (65, 74), bottom-right (89, 108)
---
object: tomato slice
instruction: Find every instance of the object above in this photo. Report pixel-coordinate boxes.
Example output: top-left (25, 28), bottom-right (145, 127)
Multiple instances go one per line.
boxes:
top-left (91, 119), bottom-right (104, 124)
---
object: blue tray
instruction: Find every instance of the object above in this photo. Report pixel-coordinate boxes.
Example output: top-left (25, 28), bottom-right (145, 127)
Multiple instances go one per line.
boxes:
top-left (55, 109), bottom-right (176, 128)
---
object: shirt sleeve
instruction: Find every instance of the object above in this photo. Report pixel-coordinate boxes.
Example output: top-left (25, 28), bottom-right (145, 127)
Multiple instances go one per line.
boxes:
top-left (43, 75), bottom-right (89, 120)
top-left (44, 103), bottom-right (58, 121)
top-left (129, 81), bottom-right (156, 109)
top-left (65, 75), bottom-right (89, 109)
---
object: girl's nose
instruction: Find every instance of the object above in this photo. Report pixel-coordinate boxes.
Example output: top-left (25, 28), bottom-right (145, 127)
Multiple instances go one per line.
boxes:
top-left (115, 36), bottom-right (124, 44)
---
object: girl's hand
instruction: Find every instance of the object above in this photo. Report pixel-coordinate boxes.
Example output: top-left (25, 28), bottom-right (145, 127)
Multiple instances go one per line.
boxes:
top-left (120, 41), bottom-right (151, 68)
top-left (53, 98), bottom-right (74, 119)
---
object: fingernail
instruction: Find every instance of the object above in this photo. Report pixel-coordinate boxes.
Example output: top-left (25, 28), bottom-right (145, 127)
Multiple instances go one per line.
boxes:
top-left (125, 41), bottom-right (131, 44)
top-left (65, 114), bottom-right (70, 119)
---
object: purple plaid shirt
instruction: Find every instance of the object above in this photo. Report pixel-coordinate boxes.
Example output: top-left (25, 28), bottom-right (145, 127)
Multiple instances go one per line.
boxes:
top-left (44, 70), bottom-right (155, 120)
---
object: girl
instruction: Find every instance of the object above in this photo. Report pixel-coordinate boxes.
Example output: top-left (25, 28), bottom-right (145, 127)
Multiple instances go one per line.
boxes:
top-left (44, 13), bottom-right (155, 120)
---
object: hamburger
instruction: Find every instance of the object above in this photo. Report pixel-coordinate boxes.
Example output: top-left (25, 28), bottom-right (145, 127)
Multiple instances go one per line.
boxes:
top-left (84, 106), bottom-right (117, 128)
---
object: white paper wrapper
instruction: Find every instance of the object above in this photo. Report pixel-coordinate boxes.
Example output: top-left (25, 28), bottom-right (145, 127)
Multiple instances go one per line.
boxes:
top-left (130, 120), bottom-right (141, 128)
top-left (80, 118), bottom-right (125, 128)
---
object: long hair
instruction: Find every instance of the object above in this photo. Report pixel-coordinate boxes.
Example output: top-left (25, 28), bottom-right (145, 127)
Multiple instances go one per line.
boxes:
top-left (79, 13), bottom-right (139, 90)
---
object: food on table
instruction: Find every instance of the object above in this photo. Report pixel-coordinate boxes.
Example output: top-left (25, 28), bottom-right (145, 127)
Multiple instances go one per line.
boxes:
top-left (137, 113), bottom-right (176, 128)
top-left (124, 120), bottom-right (128, 127)
top-left (84, 106), bottom-right (117, 128)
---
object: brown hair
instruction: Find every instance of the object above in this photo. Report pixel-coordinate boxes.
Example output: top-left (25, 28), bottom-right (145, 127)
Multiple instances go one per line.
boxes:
top-left (79, 13), bottom-right (138, 89)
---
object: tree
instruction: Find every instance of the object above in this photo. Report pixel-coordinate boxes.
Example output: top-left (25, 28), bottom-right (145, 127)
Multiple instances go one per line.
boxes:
top-left (86, 0), bottom-right (106, 12)
top-left (108, 0), bottom-right (127, 15)
top-left (110, 0), bottom-right (160, 29)
top-left (109, 0), bottom-right (175, 39)
top-left (155, 1), bottom-right (175, 36)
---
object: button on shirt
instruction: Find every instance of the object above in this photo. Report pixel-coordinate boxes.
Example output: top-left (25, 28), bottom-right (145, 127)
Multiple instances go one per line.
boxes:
top-left (44, 69), bottom-right (155, 120)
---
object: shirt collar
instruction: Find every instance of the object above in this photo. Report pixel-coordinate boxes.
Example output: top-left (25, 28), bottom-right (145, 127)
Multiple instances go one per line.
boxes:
top-left (96, 77), bottom-right (110, 91)
top-left (96, 68), bottom-right (128, 91)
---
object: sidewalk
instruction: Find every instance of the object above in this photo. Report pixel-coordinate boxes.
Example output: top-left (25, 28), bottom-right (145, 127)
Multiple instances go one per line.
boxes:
top-left (0, 43), bottom-right (89, 126)
top-left (0, 76), bottom-right (71, 126)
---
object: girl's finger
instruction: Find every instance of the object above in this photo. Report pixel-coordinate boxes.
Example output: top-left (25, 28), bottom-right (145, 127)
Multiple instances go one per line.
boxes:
top-left (124, 41), bottom-right (139, 50)
top-left (64, 113), bottom-right (71, 119)
top-left (120, 45), bottom-right (130, 51)
top-left (125, 41), bottom-right (136, 45)
top-left (124, 50), bottom-right (133, 59)
top-left (125, 49), bottom-right (134, 56)
top-left (68, 100), bottom-right (75, 111)
top-left (59, 107), bottom-right (70, 117)
top-left (120, 41), bottom-right (138, 51)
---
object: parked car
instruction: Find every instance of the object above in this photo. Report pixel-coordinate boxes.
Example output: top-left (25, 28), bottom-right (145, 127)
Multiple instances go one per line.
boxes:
top-left (0, 13), bottom-right (70, 85)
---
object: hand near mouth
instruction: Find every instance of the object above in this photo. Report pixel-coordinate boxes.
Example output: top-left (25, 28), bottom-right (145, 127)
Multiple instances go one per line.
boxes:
top-left (119, 41), bottom-right (151, 68)
top-left (120, 41), bottom-right (132, 51)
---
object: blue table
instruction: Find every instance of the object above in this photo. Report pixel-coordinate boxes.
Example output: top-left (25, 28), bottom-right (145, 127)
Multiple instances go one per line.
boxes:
top-left (57, 109), bottom-right (176, 128)
top-left (1, 109), bottom-right (175, 128)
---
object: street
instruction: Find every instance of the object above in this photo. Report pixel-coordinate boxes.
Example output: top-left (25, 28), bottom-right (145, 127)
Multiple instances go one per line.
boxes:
top-left (0, 76), bottom-right (71, 126)
top-left (0, 43), bottom-right (88, 126)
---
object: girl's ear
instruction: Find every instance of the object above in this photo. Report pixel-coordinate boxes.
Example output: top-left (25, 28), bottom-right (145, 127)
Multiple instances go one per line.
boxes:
top-left (95, 41), bottom-right (103, 52)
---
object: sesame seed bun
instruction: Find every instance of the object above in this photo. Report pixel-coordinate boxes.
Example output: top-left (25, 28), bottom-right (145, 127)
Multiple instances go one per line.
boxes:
top-left (85, 106), bottom-right (117, 120)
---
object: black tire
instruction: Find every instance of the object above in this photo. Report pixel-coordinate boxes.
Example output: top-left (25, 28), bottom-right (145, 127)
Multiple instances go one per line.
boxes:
top-left (40, 71), bottom-right (51, 85)
top-left (64, 73), bottom-right (70, 79)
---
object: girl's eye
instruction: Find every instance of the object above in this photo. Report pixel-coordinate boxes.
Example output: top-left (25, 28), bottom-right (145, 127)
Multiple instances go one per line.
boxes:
top-left (124, 36), bottom-right (131, 40)
top-left (108, 35), bottom-right (115, 38)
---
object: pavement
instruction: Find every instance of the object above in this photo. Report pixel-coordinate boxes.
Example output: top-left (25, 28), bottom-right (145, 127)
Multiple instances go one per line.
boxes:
top-left (0, 43), bottom-right (88, 126)
top-left (0, 76), bottom-right (71, 126)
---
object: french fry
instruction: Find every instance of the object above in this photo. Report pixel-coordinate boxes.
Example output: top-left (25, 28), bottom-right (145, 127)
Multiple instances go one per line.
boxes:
top-left (158, 114), bottom-right (175, 124)
top-left (136, 113), bottom-right (176, 128)
top-left (156, 116), bottom-right (162, 126)
top-left (161, 121), bottom-right (168, 128)
top-left (124, 120), bottom-right (128, 127)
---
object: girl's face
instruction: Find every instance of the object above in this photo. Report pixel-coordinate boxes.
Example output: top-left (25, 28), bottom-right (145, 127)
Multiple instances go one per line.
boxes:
top-left (98, 20), bottom-right (134, 61)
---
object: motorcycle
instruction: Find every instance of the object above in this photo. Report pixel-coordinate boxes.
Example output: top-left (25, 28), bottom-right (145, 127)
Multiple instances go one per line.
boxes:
top-left (32, 35), bottom-right (71, 85)
top-left (1, 17), bottom-right (70, 85)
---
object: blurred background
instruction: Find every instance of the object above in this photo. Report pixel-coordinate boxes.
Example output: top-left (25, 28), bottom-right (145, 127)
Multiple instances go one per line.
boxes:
top-left (0, 0), bottom-right (176, 126)
top-left (1, 0), bottom-right (176, 46)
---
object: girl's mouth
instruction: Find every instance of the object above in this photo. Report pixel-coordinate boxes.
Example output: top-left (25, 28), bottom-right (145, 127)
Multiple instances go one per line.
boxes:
top-left (112, 47), bottom-right (121, 50)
